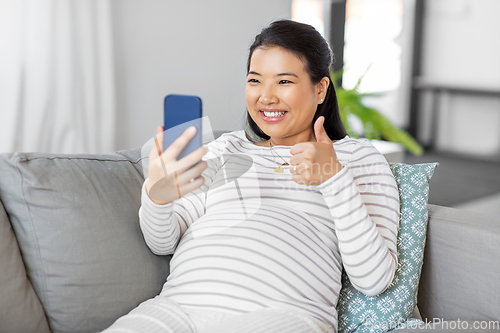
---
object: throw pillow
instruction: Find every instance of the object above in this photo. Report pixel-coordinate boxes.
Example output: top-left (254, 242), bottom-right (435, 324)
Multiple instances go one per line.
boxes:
top-left (0, 200), bottom-right (51, 333)
top-left (337, 162), bottom-right (438, 333)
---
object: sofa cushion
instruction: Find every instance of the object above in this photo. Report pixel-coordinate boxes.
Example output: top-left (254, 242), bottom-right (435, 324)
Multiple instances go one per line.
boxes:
top-left (0, 199), bottom-right (51, 333)
top-left (337, 162), bottom-right (438, 333)
top-left (0, 149), bottom-right (170, 333)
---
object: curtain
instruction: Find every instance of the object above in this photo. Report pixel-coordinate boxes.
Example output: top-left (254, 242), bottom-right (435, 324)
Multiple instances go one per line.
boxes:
top-left (0, 0), bottom-right (115, 154)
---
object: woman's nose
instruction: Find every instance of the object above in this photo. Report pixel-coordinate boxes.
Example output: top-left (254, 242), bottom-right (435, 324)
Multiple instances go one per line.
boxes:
top-left (259, 85), bottom-right (278, 104)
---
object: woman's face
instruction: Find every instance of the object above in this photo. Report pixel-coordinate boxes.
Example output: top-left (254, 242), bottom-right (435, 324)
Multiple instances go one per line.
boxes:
top-left (245, 46), bottom-right (328, 146)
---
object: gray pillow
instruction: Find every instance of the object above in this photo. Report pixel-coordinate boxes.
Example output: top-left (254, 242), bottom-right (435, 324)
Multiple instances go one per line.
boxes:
top-left (0, 199), bottom-right (51, 333)
top-left (0, 149), bottom-right (170, 333)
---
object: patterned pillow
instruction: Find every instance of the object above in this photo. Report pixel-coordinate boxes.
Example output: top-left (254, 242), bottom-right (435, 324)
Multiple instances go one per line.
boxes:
top-left (337, 162), bottom-right (438, 333)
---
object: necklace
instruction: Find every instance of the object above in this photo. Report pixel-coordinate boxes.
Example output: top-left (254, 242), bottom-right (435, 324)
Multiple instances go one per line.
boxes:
top-left (269, 140), bottom-right (289, 173)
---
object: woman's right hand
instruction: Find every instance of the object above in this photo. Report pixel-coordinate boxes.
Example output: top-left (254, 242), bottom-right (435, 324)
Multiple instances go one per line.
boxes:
top-left (145, 125), bottom-right (208, 205)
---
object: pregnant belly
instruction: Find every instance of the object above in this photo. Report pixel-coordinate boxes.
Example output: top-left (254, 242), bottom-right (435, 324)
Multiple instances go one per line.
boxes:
top-left (161, 202), bottom-right (341, 311)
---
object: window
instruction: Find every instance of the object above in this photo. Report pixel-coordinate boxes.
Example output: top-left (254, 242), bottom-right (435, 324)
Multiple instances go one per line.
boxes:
top-left (343, 0), bottom-right (403, 93)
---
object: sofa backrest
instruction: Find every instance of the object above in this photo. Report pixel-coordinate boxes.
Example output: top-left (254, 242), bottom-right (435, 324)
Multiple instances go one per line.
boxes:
top-left (0, 148), bottom-right (171, 333)
top-left (418, 204), bottom-right (500, 322)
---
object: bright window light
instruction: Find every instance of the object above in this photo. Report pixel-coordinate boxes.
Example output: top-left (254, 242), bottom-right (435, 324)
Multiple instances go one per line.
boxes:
top-left (292, 0), bottom-right (326, 37)
top-left (343, 0), bottom-right (403, 93)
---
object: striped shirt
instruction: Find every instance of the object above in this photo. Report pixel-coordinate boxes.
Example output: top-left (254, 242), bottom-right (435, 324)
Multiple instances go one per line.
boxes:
top-left (139, 130), bottom-right (400, 332)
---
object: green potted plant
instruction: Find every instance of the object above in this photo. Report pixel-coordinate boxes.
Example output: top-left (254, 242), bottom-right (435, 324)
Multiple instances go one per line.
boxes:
top-left (333, 69), bottom-right (423, 155)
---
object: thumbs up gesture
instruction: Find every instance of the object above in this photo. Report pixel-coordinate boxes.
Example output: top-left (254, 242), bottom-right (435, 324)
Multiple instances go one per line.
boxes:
top-left (289, 116), bottom-right (344, 186)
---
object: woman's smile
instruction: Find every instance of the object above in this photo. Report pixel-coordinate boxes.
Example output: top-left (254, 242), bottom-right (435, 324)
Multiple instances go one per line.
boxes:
top-left (260, 109), bottom-right (288, 122)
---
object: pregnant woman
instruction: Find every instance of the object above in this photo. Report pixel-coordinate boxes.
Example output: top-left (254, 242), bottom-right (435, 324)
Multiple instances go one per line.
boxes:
top-left (103, 19), bottom-right (399, 333)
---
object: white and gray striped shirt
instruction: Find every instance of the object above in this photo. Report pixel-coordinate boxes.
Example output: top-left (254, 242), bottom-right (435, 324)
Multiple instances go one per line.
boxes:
top-left (139, 130), bottom-right (400, 332)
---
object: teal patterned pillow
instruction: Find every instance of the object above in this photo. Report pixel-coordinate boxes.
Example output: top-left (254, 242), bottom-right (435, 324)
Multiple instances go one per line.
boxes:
top-left (337, 162), bottom-right (438, 333)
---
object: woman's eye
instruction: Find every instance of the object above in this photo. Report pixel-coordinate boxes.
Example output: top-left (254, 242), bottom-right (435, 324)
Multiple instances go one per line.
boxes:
top-left (247, 79), bottom-right (259, 83)
top-left (279, 80), bottom-right (293, 84)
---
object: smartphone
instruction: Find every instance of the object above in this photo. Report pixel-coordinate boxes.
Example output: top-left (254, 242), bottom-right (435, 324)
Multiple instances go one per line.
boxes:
top-left (163, 94), bottom-right (202, 160)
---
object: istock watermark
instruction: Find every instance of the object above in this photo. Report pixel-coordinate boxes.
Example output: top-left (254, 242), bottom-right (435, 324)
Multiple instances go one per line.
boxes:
top-left (366, 317), bottom-right (500, 330)
top-left (365, 317), bottom-right (407, 331)
top-left (425, 319), bottom-right (500, 331)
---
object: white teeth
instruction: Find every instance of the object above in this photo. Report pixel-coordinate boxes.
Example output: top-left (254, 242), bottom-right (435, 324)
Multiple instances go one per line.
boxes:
top-left (263, 111), bottom-right (286, 117)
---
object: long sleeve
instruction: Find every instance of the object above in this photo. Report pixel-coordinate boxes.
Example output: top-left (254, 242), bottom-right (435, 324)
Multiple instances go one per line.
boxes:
top-left (319, 139), bottom-right (400, 296)
top-left (138, 141), bottom-right (223, 255)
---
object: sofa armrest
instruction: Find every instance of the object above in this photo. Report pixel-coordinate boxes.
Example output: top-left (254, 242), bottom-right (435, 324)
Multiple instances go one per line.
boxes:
top-left (418, 204), bottom-right (500, 322)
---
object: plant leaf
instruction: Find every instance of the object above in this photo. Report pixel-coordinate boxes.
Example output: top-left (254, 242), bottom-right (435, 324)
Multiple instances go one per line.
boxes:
top-left (331, 68), bottom-right (423, 155)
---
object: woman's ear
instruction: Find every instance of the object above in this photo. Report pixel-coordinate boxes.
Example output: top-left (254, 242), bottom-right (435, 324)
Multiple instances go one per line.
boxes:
top-left (317, 77), bottom-right (330, 104)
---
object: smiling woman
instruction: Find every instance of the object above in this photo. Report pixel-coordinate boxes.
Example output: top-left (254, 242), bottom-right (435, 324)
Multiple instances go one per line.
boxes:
top-left (103, 20), bottom-right (400, 333)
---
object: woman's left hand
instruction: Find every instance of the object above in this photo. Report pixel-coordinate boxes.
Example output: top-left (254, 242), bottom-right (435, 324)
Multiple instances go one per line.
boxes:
top-left (290, 116), bottom-right (344, 186)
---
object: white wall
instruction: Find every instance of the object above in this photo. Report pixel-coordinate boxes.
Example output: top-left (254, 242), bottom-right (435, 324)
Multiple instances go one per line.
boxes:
top-left (418, 0), bottom-right (500, 156)
top-left (111, 0), bottom-right (291, 151)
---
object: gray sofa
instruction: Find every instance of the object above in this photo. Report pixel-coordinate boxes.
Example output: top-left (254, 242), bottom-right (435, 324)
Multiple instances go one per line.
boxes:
top-left (0, 148), bottom-right (499, 333)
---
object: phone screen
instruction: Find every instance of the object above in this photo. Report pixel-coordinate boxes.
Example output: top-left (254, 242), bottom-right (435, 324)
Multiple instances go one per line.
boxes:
top-left (163, 94), bottom-right (202, 159)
